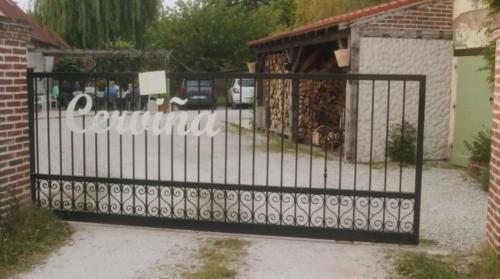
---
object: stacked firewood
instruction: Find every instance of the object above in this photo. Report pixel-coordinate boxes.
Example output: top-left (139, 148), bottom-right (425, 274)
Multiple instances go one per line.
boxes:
top-left (264, 53), bottom-right (291, 132)
top-left (262, 51), bottom-right (346, 146)
top-left (298, 77), bottom-right (345, 142)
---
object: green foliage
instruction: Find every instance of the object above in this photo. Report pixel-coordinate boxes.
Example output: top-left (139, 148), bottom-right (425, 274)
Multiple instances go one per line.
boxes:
top-left (465, 246), bottom-right (500, 279)
top-left (387, 121), bottom-right (417, 164)
top-left (96, 79), bottom-right (108, 90)
top-left (33, 0), bottom-right (162, 48)
top-left (481, 40), bottom-right (496, 88)
top-left (294, 0), bottom-right (390, 26)
top-left (146, 0), bottom-right (284, 72)
top-left (480, 168), bottom-right (490, 192)
top-left (481, 0), bottom-right (500, 12)
top-left (269, 0), bottom-right (296, 28)
top-left (396, 253), bottom-right (459, 279)
top-left (394, 247), bottom-right (500, 279)
top-left (53, 57), bottom-right (85, 72)
top-left (104, 39), bottom-right (135, 49)
top-left (227, 0), bottom-right (271, 9)
top-left (183, 238), bottom-right (249, 279)
top-left (464, 128), bottom-right (491, 163)
top-left (480, 0), bottom-right (500, 87)
top-left (0, 205), bottom-right (72, 278)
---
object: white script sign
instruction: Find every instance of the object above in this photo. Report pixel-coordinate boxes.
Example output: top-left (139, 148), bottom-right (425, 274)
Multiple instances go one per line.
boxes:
top-left (65, 94), bottom-right (220, 137)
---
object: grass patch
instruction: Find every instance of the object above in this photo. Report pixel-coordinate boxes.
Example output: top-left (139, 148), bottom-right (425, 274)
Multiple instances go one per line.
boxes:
top-left (396, 253), bottom-right (459, 279)
top-left (183, 238), bottom-right (250, 279)
top-left (0, 204), bottom-right (72, 279)
top-left (226, 123), bottom-right (333, 159)
top-left (465, 246), bottom-right (500, 279)
top-left (393, 246), bottom-right (500, 279)
top-left (217, 96), bottom-right (228, 107)
top-left (226, 122), bottom-right (253, 136)
top-left (419, 238), bottom-right (439, 247)
top-left (359, 160), bottom-right (463, 171)
top-left (254, 135), bottom-right (335, 160)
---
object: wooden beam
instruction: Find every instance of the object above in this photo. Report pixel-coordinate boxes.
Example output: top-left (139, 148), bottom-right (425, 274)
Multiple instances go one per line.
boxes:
top-left (253, 29), bottom-right (349, 54)
top-left (299, 48), bottom-right (322, 73)
top-left (291, 46), bottom-right (303, 73)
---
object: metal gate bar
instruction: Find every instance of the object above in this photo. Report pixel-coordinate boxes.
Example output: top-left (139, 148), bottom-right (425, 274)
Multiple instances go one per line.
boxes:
top-left (27, 71), bottom-right (425, 244)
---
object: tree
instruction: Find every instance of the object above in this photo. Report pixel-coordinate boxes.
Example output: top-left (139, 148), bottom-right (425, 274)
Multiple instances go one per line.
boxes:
top-left (227, 0), bottom-right (272, 9)
top-left (227, 0), bottom-right (295, 27)
top-left (481, 0), bottom-right (500, 11)
top-left (294, 0), bottom-right (390, 26)
top-left (147, 0), bottom-right (283, 72)
top-left (33, 0), bottom-right (162, 49)
top-left (479, 0), bottom-right (500, 87)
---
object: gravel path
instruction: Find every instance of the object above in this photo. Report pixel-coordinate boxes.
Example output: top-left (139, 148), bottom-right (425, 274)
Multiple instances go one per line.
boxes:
top-left (20, 108), bottom-right (488, 278)
top-left (16, 223), bottom-right (391, 279)
top-left (17, 223), bottom-right (200, 279)
top-left (15, 165), bottom-right (487, 279)
top-left (419, 167), bottom-right (487, 250)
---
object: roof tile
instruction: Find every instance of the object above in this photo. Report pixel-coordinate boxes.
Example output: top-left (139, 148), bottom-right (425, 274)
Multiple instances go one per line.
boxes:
top-left (0, 0), bottom-right (69, 48)
top-left (248, 0), bottom-right (430, 47)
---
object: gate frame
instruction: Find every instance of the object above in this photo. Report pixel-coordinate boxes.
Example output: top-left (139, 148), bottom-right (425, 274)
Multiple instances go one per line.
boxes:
top-left (27, 71), bottom-right (426, 245)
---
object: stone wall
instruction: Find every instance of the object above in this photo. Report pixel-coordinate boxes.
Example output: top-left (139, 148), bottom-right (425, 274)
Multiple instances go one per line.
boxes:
top-left (0, 16), bottom-right (31, 218)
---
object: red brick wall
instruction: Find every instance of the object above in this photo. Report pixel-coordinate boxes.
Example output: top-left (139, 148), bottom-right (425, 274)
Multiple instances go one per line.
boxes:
top-left (366, 0), bottom-right (453, 32)
top-left (0, 16), bottom-right (31, 218)
top-left (488, 14), bottom-right (500, 256)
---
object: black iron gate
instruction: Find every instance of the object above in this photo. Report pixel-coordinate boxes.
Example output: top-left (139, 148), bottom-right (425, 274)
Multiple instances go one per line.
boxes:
top-left (27, 71), bottom-right (425, 244)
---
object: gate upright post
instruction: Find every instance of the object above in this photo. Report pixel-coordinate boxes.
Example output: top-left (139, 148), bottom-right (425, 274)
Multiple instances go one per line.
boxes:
top-left (413, 77), bottom-right (426, 244)
top-left (27, 68), bottom-right (36, 204)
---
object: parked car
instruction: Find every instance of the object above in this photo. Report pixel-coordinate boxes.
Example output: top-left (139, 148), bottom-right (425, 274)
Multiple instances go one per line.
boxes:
top-left (228, 79), bottom-right (255, 109)
top-left (174, 80), bottom-right (216, 110)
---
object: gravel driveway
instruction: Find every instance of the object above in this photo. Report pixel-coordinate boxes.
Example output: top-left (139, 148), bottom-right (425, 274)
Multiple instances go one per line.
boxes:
top-left (21, 107), bottom-right (488, 278)
top-left (16, 222), bottom-right (391, 279)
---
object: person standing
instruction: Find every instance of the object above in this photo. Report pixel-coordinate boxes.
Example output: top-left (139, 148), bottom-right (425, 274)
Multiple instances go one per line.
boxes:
top-left (105, 80), bottom-right (118, 110)
top-left (59, 80), bottom-right (72, 109)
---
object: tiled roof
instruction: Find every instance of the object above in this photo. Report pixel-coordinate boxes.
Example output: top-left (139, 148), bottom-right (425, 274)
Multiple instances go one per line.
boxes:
top-left (248, 0), bottom-right (430, 47)
top-left (0, 0), bottom-right (69, 48)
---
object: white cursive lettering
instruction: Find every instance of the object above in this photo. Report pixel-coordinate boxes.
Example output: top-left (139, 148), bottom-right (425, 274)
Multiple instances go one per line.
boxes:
top-left (65, 94), bottom-right (220, 137)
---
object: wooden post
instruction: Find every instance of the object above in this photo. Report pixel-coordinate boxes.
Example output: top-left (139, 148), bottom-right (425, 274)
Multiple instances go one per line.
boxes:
top-left (344, 27), bottom-right (360, 162)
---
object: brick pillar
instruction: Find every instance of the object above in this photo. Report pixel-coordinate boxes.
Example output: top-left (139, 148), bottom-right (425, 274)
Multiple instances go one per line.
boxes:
top-left (488, 14), bottom-right (500, 255)
top-left (0, 16), bottom-right (31, 218)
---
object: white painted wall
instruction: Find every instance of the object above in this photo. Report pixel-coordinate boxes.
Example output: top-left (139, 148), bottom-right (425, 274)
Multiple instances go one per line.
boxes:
top-left (355, 37), bottom-right (453, 162)
top-left (28, 51), bottom-right (54, 95)
top-left (454, 0), bottom-right (486, 19)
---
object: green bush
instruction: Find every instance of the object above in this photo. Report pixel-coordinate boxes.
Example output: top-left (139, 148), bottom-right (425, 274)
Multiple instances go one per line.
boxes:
top-left (464, 128), bottom-right (491, 163)
top-left (387, 121), bottom-right (417, 164)
top-left (53, 57), bottom-right (84, 72)
top-left (96, 79), bottom-right (108, 91)
top-left (480, 168), bottom-right (490, 192)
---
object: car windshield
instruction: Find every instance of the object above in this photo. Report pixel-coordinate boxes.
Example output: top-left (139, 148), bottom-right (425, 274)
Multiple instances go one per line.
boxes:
top-left (239, 79), bottom-right (255, 87)
top-left (186, 80), bottom-right (212, 87)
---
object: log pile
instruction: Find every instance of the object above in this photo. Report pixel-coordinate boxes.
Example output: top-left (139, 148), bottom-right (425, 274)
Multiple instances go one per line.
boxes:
top-left (262, 50), bottom-right (346, 147)
top-left (298, 77), bottom-right (345, 142)
top-left (264, 53), bottom-right (291, 133)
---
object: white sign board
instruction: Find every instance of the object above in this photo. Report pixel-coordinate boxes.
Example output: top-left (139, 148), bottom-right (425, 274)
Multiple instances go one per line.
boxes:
top-left (139, 71), bottom-right (168, 95)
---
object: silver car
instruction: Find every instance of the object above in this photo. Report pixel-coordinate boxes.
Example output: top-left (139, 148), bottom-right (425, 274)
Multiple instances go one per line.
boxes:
top-left (228, 79), bottom-right (255, 109)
